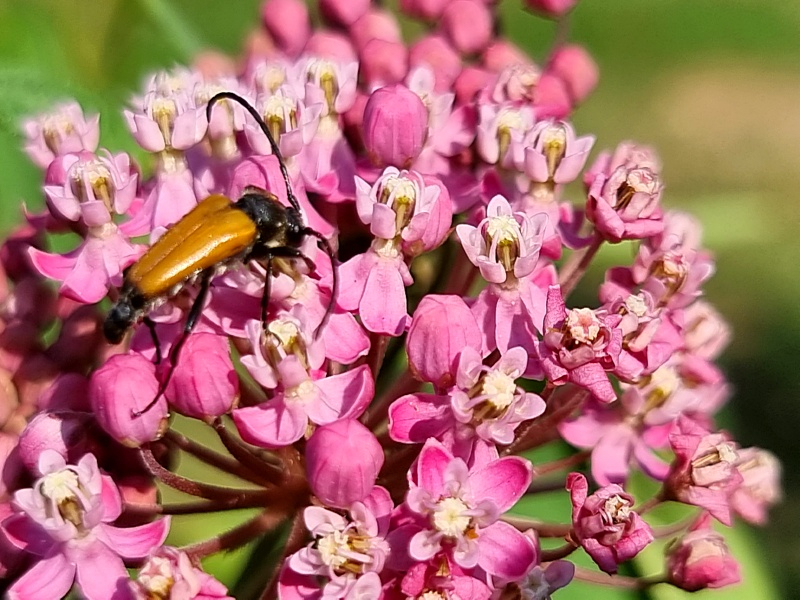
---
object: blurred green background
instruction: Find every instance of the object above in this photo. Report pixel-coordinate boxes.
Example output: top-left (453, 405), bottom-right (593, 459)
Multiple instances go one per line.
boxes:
top-left (0, 0), bottom-right (797, 598)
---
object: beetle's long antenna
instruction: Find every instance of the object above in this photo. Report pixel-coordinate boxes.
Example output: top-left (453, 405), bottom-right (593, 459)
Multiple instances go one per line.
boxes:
top-left (206, 91), bottom-right (302, 215)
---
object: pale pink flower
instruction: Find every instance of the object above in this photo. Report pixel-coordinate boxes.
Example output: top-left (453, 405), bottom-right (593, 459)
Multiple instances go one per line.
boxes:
top-left (131, 546), bottom-right (233, 599)
top-left (22, 102), bottom-right (100, 169)
top-left (522, 120), bottom-right (595, 184)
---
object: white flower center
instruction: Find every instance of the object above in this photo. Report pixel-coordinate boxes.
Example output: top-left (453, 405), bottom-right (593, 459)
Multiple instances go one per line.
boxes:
top-left (419, 593), bottom-right (447, 600)
top-left (317, 530), bottom-right (351, 569)
top-left (603, 494), bottom-right (632, 523)
top-left (627, 168), bottom-right (659, 194)
top-left (566, 308), bottom-right (601, 343)
top-left (137, 556), bottom-right (174, 597)
top-left (268, 319), bottom-right (300, 351)
top-left (40, 469), bottom-right (79, 504)
top-left (624, 294), bottom-right (647, 317)
top-left (486, 214), bottom-right (520, 244)
top-left (481, 369), bottom-right (517, 410)
top-left (432, 497), bottom-right (471, 537)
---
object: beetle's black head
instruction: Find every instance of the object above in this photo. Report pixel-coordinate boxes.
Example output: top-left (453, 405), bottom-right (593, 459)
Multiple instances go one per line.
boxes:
top-left (104, 301), bottom-right (136, 344)
top-left (235, 188), bottom-right (305, 248)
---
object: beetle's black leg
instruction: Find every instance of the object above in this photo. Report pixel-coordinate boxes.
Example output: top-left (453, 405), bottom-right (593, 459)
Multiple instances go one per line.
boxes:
top-left (301, 228), bottom-right (338, 340)
top-left (133, 270), bottom-right (214, 418)
top-left (143, 317), bottom-right (162, 364)
top-left (258, 246), bottom-right (317, 333)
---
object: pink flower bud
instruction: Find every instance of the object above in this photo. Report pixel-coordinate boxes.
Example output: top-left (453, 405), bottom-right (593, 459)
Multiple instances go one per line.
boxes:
top-left (320, 0), bottom-right (370, 27)
top-left (304, 30), bottom-right (357, 62)
top-left (261, 0), bottom-right (310, 57)
top-left (409, 35), bottom-right (462, 92)
top-left (165, 333), bottom-right (238, 419)
top-left (90, 354), bottom-right (168, 447)
top-left (483, 40), bottom-right (530, 72)
top-left (547, 44), bottom-right (599, 105)
top-left (406, 295), bottom-right (482, 389)
top-left (667, 513), bottom-right (741, 591)
top-left (454, 66), bottom-right (493, 104)
top-left (360, 38), bottom-right (409, 88)
top-left (17, 411), bottom-right (95, 471)
top-left (440, 0), bottom-right (493, 55)
top-left (305, 419), bottom-right (384, 509)
top-left (400, 0), bottom-right (449, 21)
top-left (350, 9), bottom-right (402, 51)
top-left (525, 0), bottom-right (579, 18)
top-left (363, 84), bottom-right (427, 168)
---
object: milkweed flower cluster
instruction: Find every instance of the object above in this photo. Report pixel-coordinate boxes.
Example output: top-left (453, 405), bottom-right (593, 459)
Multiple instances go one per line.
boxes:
top-left (0, 0), bottom-right (781, 598)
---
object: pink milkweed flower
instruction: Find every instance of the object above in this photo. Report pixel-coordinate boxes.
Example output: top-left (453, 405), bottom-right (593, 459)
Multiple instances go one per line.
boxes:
top-left (17, 411), bottom-right (95, 473)
top-left (666, 512), bottom-right (741, 591)
top-left (3, 451), bottom-right (170, 600)
top-left (363, 85), bottom-right (429, 169)
top-left (303, 57), bottom-right (359, 115)
top-left (164, 332), bottom-right (238, 419)
top-left (44, 150), bottom-right (139, 222)
top-left (456, 195), bottom-right (549, 373)
top-left (27, 213), bottom-right (143, 304)
top-left (232, 357), bottom-right (374, 448)
top-left (583, 140), bottom-right (661, 187)
top-left (664, 415), bottom-right (743, 526)
top-left (681, 300), bottom-right (731, 360)
top-left (355, 167), bottom-right (453, 255)
top-left (502, 560), bottom-right (575, 599)
top-left (405, 294), bottom-right (483, 390)
top-left (191, 77), bottom-right (249, 161)
top-left (730, 447), bottom-right (781, 526)
top-left (303, 30), bottom-right (358, 62)
top-left (405, 439), bottom-right (535, 580)
top-left (539, 285), bottom-right (623, 403)
top-left (400, 555), bottom-right (493, 599)
top-left (439, 0), bottom-right (493, 55)
top-left (391, 346), bottom-right (546, 452)
top-left (476, 102), bottom-right (536, 168)
top-left (522, 120), bottom-right (595, 184)
top-left (283, 486), bottom-right (392, 599)
top-left (306, 420), bottom-right (385, 508)
top-left (124, 68), bottom-right (207, 160)
top-left (566, 472), bottom-right (654, 574)
top-left (558, 394), bottom-right (671, 487)
top-left (450, 346), bottom-right (546, 445)
top-left (457, 195), bottom-right (546, 286)
top-left (260, 0), bottom-right (310, 57)
top-left (245, 86), bottom-right (324, 159)
top-left (89, 354), bottom-right (169, 447)
top-left (131, 546), bottom-right (233, 599)
top-left (586, 165), bottom-right (664, 242)
top-left (22, 101), bottom-right (100, 169)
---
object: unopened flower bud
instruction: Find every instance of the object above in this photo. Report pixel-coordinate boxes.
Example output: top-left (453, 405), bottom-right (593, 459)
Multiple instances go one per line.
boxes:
top-left (667, 513), bottom-right (741, 591)
top-left (440, 0), bottom-right (493, 55)
top-left (306, 419), bottom-right (384, 509)
top-left (363, 84), bottom-right (427, 168)
top-left (320, 0), bottom-right (370, 27)
top-left (165, 333), bottom-right (238, 418)
top-left (547, 44), bottom-right (599, 105)
top-left (359, 38), bottom-right (409, 88)
top-left (525, 0), bottom-right (579, 18)
top-left (261, 0), bottom-right (310, 56)
top-left (407, 295), bottom-right (482, 389)
top-left (409, 35), bottom-right (462, 92)
top-left (17, 411), bottom-right (95, 472)
top-left (90, 354), bottom-right (168, 447)
top-left (350, 9), bottom-right (403, 51)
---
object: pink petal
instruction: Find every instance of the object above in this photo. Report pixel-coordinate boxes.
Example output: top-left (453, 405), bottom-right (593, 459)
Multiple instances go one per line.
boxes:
top-left (97, 517), bottom-right (170, 559)
top-left (72, 541), bottom-right (130, 600)
top-left (477, 521), bottom-right (535, 580)
top-left (232, 401), bottom-right (308, 448)
top-left (470, 456), bottom-right (531, 512)
top-left (8, 553), bottom-right (75, 600)
top-left (308, 364), bottom-right (374, 423)
top-left (100, 475), bottom-right (123, 522)
top-left (360, 257), bottom-right (409, 335)
top-left (416, 439), bottom-right (452, 496)
top-left (388, 393), bottom-right (451, 443)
